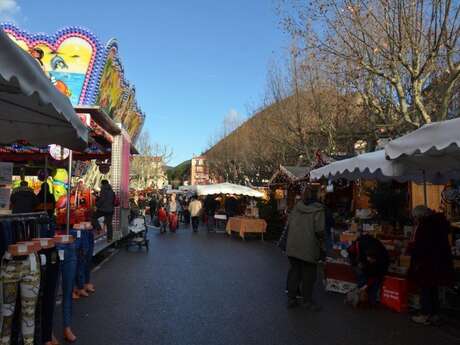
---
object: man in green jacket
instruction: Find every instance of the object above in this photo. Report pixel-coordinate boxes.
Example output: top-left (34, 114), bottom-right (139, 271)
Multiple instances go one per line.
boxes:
top-left (286, 186), bottom-right (325, 310)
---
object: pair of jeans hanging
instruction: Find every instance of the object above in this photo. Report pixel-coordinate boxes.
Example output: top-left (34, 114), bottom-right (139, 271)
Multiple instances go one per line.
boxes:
top-left (70, 230), bottom-right (89, 290)
top-left (83, 231), bottom-right (94, 286)
top-left (33, 247), bottom-right (60, 345)
top-left (56, 242), bottom-right (77, 328)
top-left (0, 220), bottom-right (14, 259)
top-left (0, 253), bottom-right (40, 345)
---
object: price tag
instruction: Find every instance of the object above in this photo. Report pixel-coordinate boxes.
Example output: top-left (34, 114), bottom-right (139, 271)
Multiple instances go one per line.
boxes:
top-left (30, 254), bottom-right (37, 272)
top-left (18, 244), bottom-right (27, 254)
top-left (58, 249), bottom-right (65, 261)
top-left (40, 254), bottom-right (47, 266)
top-left (77, 231), bottom-right (81, 238)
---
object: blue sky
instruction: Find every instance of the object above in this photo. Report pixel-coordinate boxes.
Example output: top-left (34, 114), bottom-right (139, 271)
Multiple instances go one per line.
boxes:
top-left (1, 0), bottom-right (290, 165)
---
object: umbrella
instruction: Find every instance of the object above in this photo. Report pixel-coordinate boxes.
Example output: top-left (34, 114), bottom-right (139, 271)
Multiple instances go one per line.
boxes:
top-left (196, 182), bottom-right (264, 198)
top-left (0, 29), bottom-right (88, 151)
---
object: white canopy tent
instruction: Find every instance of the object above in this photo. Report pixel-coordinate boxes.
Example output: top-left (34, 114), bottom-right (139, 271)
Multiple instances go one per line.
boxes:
top-left (385, 117), bottom-right (460, 160)
top-left (196, 182), bottom-right (264, 198)
top-left (0, 29), bottom-right (88, 151)
top-left (310, 150), bottom-right (460, 184)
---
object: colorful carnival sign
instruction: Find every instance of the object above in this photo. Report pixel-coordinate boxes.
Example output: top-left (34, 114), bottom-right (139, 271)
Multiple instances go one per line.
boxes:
top-left (97, 40), bottom-right (144, 140)
top-left (2, 24), bottom-right (104, 106)
top-left (1, 24), bottom-right (145, 140)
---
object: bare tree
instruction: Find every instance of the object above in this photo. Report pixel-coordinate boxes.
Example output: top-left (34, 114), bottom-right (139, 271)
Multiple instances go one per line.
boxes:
top-left (280, 0), bottom-right (460, 129)
top-left (130, 131), bottom-right (173, 190)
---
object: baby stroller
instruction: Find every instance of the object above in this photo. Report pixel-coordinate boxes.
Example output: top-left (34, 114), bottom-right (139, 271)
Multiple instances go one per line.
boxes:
top-left (126, 215), bottom-right (149, 251)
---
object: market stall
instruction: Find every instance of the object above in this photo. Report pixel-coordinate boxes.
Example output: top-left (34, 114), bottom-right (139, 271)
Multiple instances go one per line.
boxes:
top-left (0, 27), bottom-right (91, 345)
top-left (0, 24), bottom-right (146, 343)
top-left (196, 183), bottom-right (266, 237)
top-left (2, 23), bottom-right (145, 243)
top-left (225, 216), bottom-right (267, 240)
top-left (269, 165), bottom-right (309, 212)
top-left (311, 143), bottom-right (460, 313)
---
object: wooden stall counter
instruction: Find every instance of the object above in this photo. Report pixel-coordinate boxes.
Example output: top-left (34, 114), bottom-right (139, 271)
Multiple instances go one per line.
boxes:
top-left (226, 216), bottom-right (267, 240)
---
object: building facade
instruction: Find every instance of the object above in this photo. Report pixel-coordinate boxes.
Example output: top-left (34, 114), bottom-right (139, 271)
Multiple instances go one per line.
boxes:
top-left (191, 156), bottom-right (210, 185)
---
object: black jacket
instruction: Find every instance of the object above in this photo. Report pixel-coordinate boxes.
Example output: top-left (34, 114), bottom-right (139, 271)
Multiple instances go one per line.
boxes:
top-left (96, 184), bottom-right (115, 213)
top-left (10, 186), bottom-right (38, 214)
top-left (349, 235), bottom-right (389, 278)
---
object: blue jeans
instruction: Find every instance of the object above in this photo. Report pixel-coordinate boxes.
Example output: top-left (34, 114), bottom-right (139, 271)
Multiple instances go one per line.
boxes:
top-left (39, 220), bottom-right (56, 238)
top-left (357, 269), bottom-right (382, 305)
top-left (57, 242), bottom-right (77, 328)
top-left (70, 230), bottom-right (90, 290)
top-left (84, 231), bottom-right (94, 285)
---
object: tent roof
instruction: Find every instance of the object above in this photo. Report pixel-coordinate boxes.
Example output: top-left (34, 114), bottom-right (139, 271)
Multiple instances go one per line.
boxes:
top-left (0, 29), bottom-right (88, 151)
top-left (385, 117), bottom-right (460, 159)
top-left (196, 182), bottom-right (264, 198)
top-left (310, 150), bottom-right (460, 183)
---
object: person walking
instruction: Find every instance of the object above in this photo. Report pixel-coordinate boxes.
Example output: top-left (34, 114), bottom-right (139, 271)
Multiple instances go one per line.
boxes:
top-left (409, 205), bottom-right (454, 325)
top-left (148, 194), bottom-right (158, 223)
top-left (285, 186), bottom-right (325, 310)
top-left (157, 203), bottom-right (168, 234)
top-left (91, 180), bottom-right (115, 242)
top-left (189, 196), bottom-right (203, 233)
top-left (167, 194), bottom-right (179, 232)
top-left (204, 195), bottom-right (218, 232)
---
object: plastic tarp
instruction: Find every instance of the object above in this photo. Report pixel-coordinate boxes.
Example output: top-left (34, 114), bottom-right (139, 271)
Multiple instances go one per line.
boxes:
top-left (196, 182), bottom-right (264, 198)
top-left (309, 150), bottom-right (460, 183)
top-left (385, 118), bottom-right (460, 160)
top-left (0, 29), bottom-right (88, 151)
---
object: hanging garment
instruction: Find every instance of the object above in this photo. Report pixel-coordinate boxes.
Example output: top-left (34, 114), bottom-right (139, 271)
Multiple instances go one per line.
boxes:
top-left (33, 248), bottom-right (60, 345)
top-left (56, 242), bottom-right (77, 329)
top-left (0, 253), bottom-right (40, 345)
top-left (84, 231), bottom-right (94, 286)
top-left (70, 230), bottom-right (88, 290)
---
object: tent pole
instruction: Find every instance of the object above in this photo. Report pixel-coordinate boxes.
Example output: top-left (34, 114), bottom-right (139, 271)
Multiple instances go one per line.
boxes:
top-left (66, 150), bottom-right (73, 234)
top-left (423, 169), bottom-right (427, 206)
top-left (44, 155), bottom-right (48, 209)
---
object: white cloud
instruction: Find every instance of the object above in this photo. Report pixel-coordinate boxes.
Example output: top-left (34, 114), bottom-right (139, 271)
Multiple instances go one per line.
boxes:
top-left (0, 0), bottom-right (21, 23)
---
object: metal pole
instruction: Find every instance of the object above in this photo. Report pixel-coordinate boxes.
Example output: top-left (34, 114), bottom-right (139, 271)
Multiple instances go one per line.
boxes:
top-left (423, 170), bottom-right (428, 207)
top-left (66, 150), bottom-right (73, 234)
top-left (44, 156), bottom-right (48, 208)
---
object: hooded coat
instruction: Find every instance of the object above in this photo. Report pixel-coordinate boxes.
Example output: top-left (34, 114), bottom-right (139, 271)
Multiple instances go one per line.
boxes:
top-left (286, 201), bottom-right (325, 263)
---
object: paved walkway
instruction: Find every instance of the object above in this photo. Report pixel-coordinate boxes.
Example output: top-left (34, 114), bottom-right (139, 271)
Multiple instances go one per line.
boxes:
top-left (58, 227), bottom-right (459, 345)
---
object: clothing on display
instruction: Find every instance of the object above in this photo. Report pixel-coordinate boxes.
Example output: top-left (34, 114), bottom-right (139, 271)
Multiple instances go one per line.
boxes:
top-left (56, 241), bottom-right (77, 329)
top-left (0, 253), bottom-right (40, 345)
top-left (0, 213), bottom-right (79, 344)
top-left (34, 247), bottom-right (60, 345)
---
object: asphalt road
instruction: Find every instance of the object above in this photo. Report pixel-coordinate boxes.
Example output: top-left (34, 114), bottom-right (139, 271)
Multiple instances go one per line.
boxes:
top-left (55, 226), bottom-right (459, 345)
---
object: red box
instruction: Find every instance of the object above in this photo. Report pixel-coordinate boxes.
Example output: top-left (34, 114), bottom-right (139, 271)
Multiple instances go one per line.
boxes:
top-left (381, 276), bottom-right (408, 312)
top-left (325, 262), bottom-right (356, 283)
